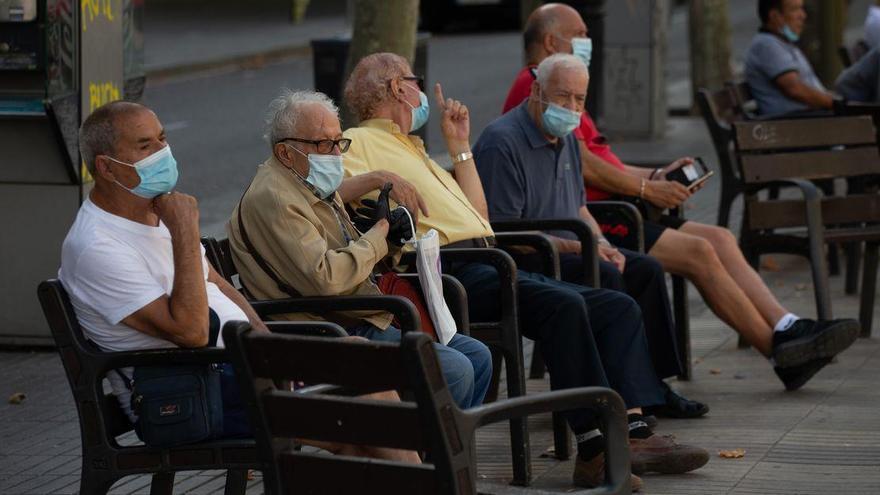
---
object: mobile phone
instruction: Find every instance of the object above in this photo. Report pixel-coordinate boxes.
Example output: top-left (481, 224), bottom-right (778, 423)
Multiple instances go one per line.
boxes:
top-left (666, 157), bottom-right (713, 191)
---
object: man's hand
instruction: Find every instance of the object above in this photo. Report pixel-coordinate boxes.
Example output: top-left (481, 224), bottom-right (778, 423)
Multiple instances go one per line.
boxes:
top-left (643, 180), bottom-right (691, 209)
top-left (153, 192), bottom-right (200, 236)
top-left (598, 243), bottom-right (626, 272)
top-left (434, 83), bottom-right (471, 155)
top-left (352, 183), bottom-right (393, 232)
top-left (387, 207), bottom-right (415, 246)
top-left (368, 170), bottom-right (429, 222)
top-left (657, 157), bottom-right (694, 178)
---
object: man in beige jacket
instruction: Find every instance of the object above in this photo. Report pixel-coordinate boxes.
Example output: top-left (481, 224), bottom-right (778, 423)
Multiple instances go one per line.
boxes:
top-left (226, 89), bottom-right (491, 409)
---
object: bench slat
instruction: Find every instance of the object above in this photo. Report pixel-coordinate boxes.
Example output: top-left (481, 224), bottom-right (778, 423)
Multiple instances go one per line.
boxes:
top-left (739, 147), bottom-right (880, 183)
top-left (734, 116), bottom-right (876, 151)
top-left (746, 195), bottom-right (880, 229)
top-left (243, 333), bottom-right (408, 391)
top-left (262, 392), bottom-right (426, 450)
top-left (281, 451), bottom-right (439, 495)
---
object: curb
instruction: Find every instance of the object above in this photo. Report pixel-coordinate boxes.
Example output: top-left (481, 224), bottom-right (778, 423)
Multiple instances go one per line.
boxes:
top-left (145, 43), bottom-right (313, 82)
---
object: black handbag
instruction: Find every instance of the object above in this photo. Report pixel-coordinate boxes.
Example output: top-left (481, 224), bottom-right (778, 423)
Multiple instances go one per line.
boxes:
top-left (128, 309), bottom-right (225, 447)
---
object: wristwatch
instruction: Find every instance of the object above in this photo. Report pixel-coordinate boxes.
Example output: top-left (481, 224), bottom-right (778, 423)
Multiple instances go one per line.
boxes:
top-left (451, 150), bottom-right (473, 164)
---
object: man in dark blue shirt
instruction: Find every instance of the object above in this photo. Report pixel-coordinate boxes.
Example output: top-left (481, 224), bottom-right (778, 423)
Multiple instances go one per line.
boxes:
top-left (474, 53), bottom-right (706, 420)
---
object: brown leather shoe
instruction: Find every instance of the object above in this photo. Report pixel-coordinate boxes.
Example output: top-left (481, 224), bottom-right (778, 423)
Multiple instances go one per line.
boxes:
top-left (573, 453), bottom-right (643, 492)
top-left (630, 434), bottom-right (709, 474)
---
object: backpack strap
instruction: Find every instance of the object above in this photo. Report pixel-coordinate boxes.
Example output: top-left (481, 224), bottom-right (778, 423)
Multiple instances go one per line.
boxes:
top-left (236, 184), bottom-right (303, 298)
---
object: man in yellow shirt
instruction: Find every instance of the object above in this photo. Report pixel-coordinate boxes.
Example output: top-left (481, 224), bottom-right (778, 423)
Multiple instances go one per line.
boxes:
top-left (226, 89), bottom-right (491, 409)
top-left (338, 52), bottom-right (709, 490)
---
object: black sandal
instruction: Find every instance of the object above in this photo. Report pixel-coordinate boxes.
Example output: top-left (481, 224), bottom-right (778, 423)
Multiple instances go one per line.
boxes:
top-left (646, 383), bottom-right (709, 419)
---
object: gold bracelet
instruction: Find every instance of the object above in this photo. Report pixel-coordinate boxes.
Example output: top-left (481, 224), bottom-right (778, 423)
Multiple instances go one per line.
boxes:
top-left (451, 150), bottom-right (473, 164)
top-left (639, 178), bottom-right (647, 199)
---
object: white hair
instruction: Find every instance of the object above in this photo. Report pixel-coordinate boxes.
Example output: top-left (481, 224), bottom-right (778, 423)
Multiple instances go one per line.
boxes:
top-left (535, 53), bottom-right (588, 87)
top-left (264, 89), bottom-right (339, 146)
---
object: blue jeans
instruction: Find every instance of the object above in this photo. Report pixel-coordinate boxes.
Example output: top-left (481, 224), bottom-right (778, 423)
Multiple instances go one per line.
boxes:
top-left (348, 324), bottom-right (492, 409)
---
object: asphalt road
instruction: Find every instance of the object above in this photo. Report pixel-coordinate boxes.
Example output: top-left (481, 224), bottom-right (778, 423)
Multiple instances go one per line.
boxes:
top-left (143, 31), bottom-right (524, 237)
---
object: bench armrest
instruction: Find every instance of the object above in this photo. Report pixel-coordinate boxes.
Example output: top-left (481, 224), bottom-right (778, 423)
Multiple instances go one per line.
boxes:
top-left (494, 231), bottom-right (560, 279)
top-left (251, 295), bottom-right (420, 333)
top-left (492, 218), bottom-right (599, 286)
top-left (588, 201), bottom-right (646, 253)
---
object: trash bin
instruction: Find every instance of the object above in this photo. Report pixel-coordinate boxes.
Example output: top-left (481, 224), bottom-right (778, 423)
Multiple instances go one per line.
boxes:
top-left (311, 33), bottom-right (430, 146)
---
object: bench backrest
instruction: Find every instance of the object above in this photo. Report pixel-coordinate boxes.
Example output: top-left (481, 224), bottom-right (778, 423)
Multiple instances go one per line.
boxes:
top-left (696, 86), bottom-right (742, 178)
top-left (224, 322), bottom-right (473, 495)
top-left (733, 116), bottom-right (880, 229)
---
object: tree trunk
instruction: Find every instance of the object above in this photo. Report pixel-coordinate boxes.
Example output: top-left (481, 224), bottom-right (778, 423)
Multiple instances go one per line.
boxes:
top-left (346, 0), bottom-right (419, 72)
top-left (800, 0), bottom-right (844, 86)
top-left (688, 0), bottom-right (732, 112)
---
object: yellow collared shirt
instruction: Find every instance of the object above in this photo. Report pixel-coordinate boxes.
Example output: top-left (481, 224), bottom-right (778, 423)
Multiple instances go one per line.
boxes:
top-left (343, 119), bottom-right (494, 246)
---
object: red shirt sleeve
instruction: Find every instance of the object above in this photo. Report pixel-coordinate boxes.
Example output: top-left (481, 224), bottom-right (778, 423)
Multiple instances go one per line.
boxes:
top-left (502, 66), bottom-right (537, 114)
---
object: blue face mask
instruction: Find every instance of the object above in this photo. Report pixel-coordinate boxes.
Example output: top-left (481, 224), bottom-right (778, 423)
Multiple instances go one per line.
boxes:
top-left (540, 93), bottom-right (581, 138)
top-left (781, 24), bottom-right (800, 42)
top-left (405, 85), bottom-right (430, 132)
top-left (571, 37), bottom-right (593, 69)
top-left (108, 145), bottom-right (179, 198)
top-left (289, 146), bottom-right (344, 199)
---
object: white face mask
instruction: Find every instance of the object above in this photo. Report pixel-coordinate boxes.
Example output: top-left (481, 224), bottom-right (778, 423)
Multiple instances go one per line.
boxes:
top-left (287, 145), bottom-right (344, 199)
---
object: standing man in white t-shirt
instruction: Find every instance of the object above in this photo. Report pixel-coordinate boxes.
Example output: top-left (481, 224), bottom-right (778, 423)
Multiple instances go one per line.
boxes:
top-left (58, 101), bottom-right (418, 462)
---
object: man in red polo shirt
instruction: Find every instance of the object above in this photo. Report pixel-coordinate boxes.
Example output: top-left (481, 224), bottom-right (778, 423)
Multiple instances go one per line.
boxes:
top-left (502, 3), bottom-right (861, 392)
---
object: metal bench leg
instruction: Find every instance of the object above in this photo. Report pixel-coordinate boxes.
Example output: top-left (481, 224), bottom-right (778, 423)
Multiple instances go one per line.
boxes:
top-left (500, 330), bottom-right (531, 486)
top-left (79, 469), bottom-right (117, 495)
top-left (552, 413), bottom-right (571, 460)
top-left (225, 469), bottom-right (249, 495)
top-left (809, 242), bottom-right (833, 321)
top-left (846, 241), bottom-right (863, 295)
top-left (149, 472), bottom-right (175, 495)
top-left (528, 346), bottom-right (546, 379)
top-left (859, 241), bottom-right (879, 338)
top-left (485, 347), bottom-right (504, 403)
top-left (672, 275), bottom-right (692, 380)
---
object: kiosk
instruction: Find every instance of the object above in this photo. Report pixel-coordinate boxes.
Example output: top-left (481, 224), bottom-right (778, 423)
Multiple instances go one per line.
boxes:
top-left (0, 0), bottom-right (143, 345)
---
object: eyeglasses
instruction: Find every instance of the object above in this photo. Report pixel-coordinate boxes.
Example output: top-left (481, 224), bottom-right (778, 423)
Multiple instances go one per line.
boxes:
top-left (401, 75), bottom-right (425, 91)
top-left (277, 137), bottom-right (352, 154)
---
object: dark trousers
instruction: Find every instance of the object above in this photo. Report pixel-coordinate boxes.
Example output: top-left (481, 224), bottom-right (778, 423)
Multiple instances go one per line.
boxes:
top-left (449, 263), bottom-right (665, 433)
top-left (559, 250), bottom-right (684, 379)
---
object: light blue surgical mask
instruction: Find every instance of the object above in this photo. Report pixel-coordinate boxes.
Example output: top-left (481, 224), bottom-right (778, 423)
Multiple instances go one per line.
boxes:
top-left (781, 24), bottom-right (800, 42)
top-left (539, 93), bottom-right (581, 138)
top-left (289, 145), bottom-right (344, 199)
top-left (107, 145), bottom-right (179, 198)
top-left (405, 84), bottom-right (430, 132)
top-left (571, 37), bottom-right (593, 69)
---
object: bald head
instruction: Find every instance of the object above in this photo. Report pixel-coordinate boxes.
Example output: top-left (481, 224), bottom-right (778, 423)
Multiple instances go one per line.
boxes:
top-left (523, 3), bottom-right (587, 64)
top-left (344, 52), bottom-right (411, 122)
top-left (79, 101), bottom-right (152, 175)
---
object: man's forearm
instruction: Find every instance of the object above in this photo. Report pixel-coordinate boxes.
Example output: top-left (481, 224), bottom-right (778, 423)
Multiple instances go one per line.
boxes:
top-left (581, 144), bottom-right (642, 197)
top-left (337, 173), bottom-right (382, 204)
top-left (169, 225), bottom-right (210, 338)
top-left (549, 234), bottom-right (581, 254)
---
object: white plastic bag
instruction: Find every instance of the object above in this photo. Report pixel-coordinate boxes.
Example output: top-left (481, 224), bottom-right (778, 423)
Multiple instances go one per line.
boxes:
top-left (414, 229), bottom-right (458, 345)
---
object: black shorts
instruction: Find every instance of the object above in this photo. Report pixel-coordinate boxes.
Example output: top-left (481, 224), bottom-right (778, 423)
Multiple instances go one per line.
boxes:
top-left (597, 200), bottom-right (687, 252)
top-left (642, 214), bottom-right (686, 251)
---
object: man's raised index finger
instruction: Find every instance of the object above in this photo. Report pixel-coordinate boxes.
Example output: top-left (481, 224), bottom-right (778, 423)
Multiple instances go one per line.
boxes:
top-left (434, 83), bottom-right (446, 109)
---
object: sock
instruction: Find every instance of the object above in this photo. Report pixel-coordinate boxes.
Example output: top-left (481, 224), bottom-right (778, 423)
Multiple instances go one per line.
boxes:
top-left (774, 313), bottom-right (800, 332)
top-left (628, 413), bottom-right (653, 439)
top-left (575, 429), bottom-right (604, 461)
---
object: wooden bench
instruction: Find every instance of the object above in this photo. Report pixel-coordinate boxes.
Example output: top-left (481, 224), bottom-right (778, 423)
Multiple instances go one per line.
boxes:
top-left (37, 279), bottom-right (346, 495)
top-left (223, 321), bottom-right (633, 495)
top-left (202, 236), bottom-right (546, 486)
top-left (732, 116), bottom-right (880, 336)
